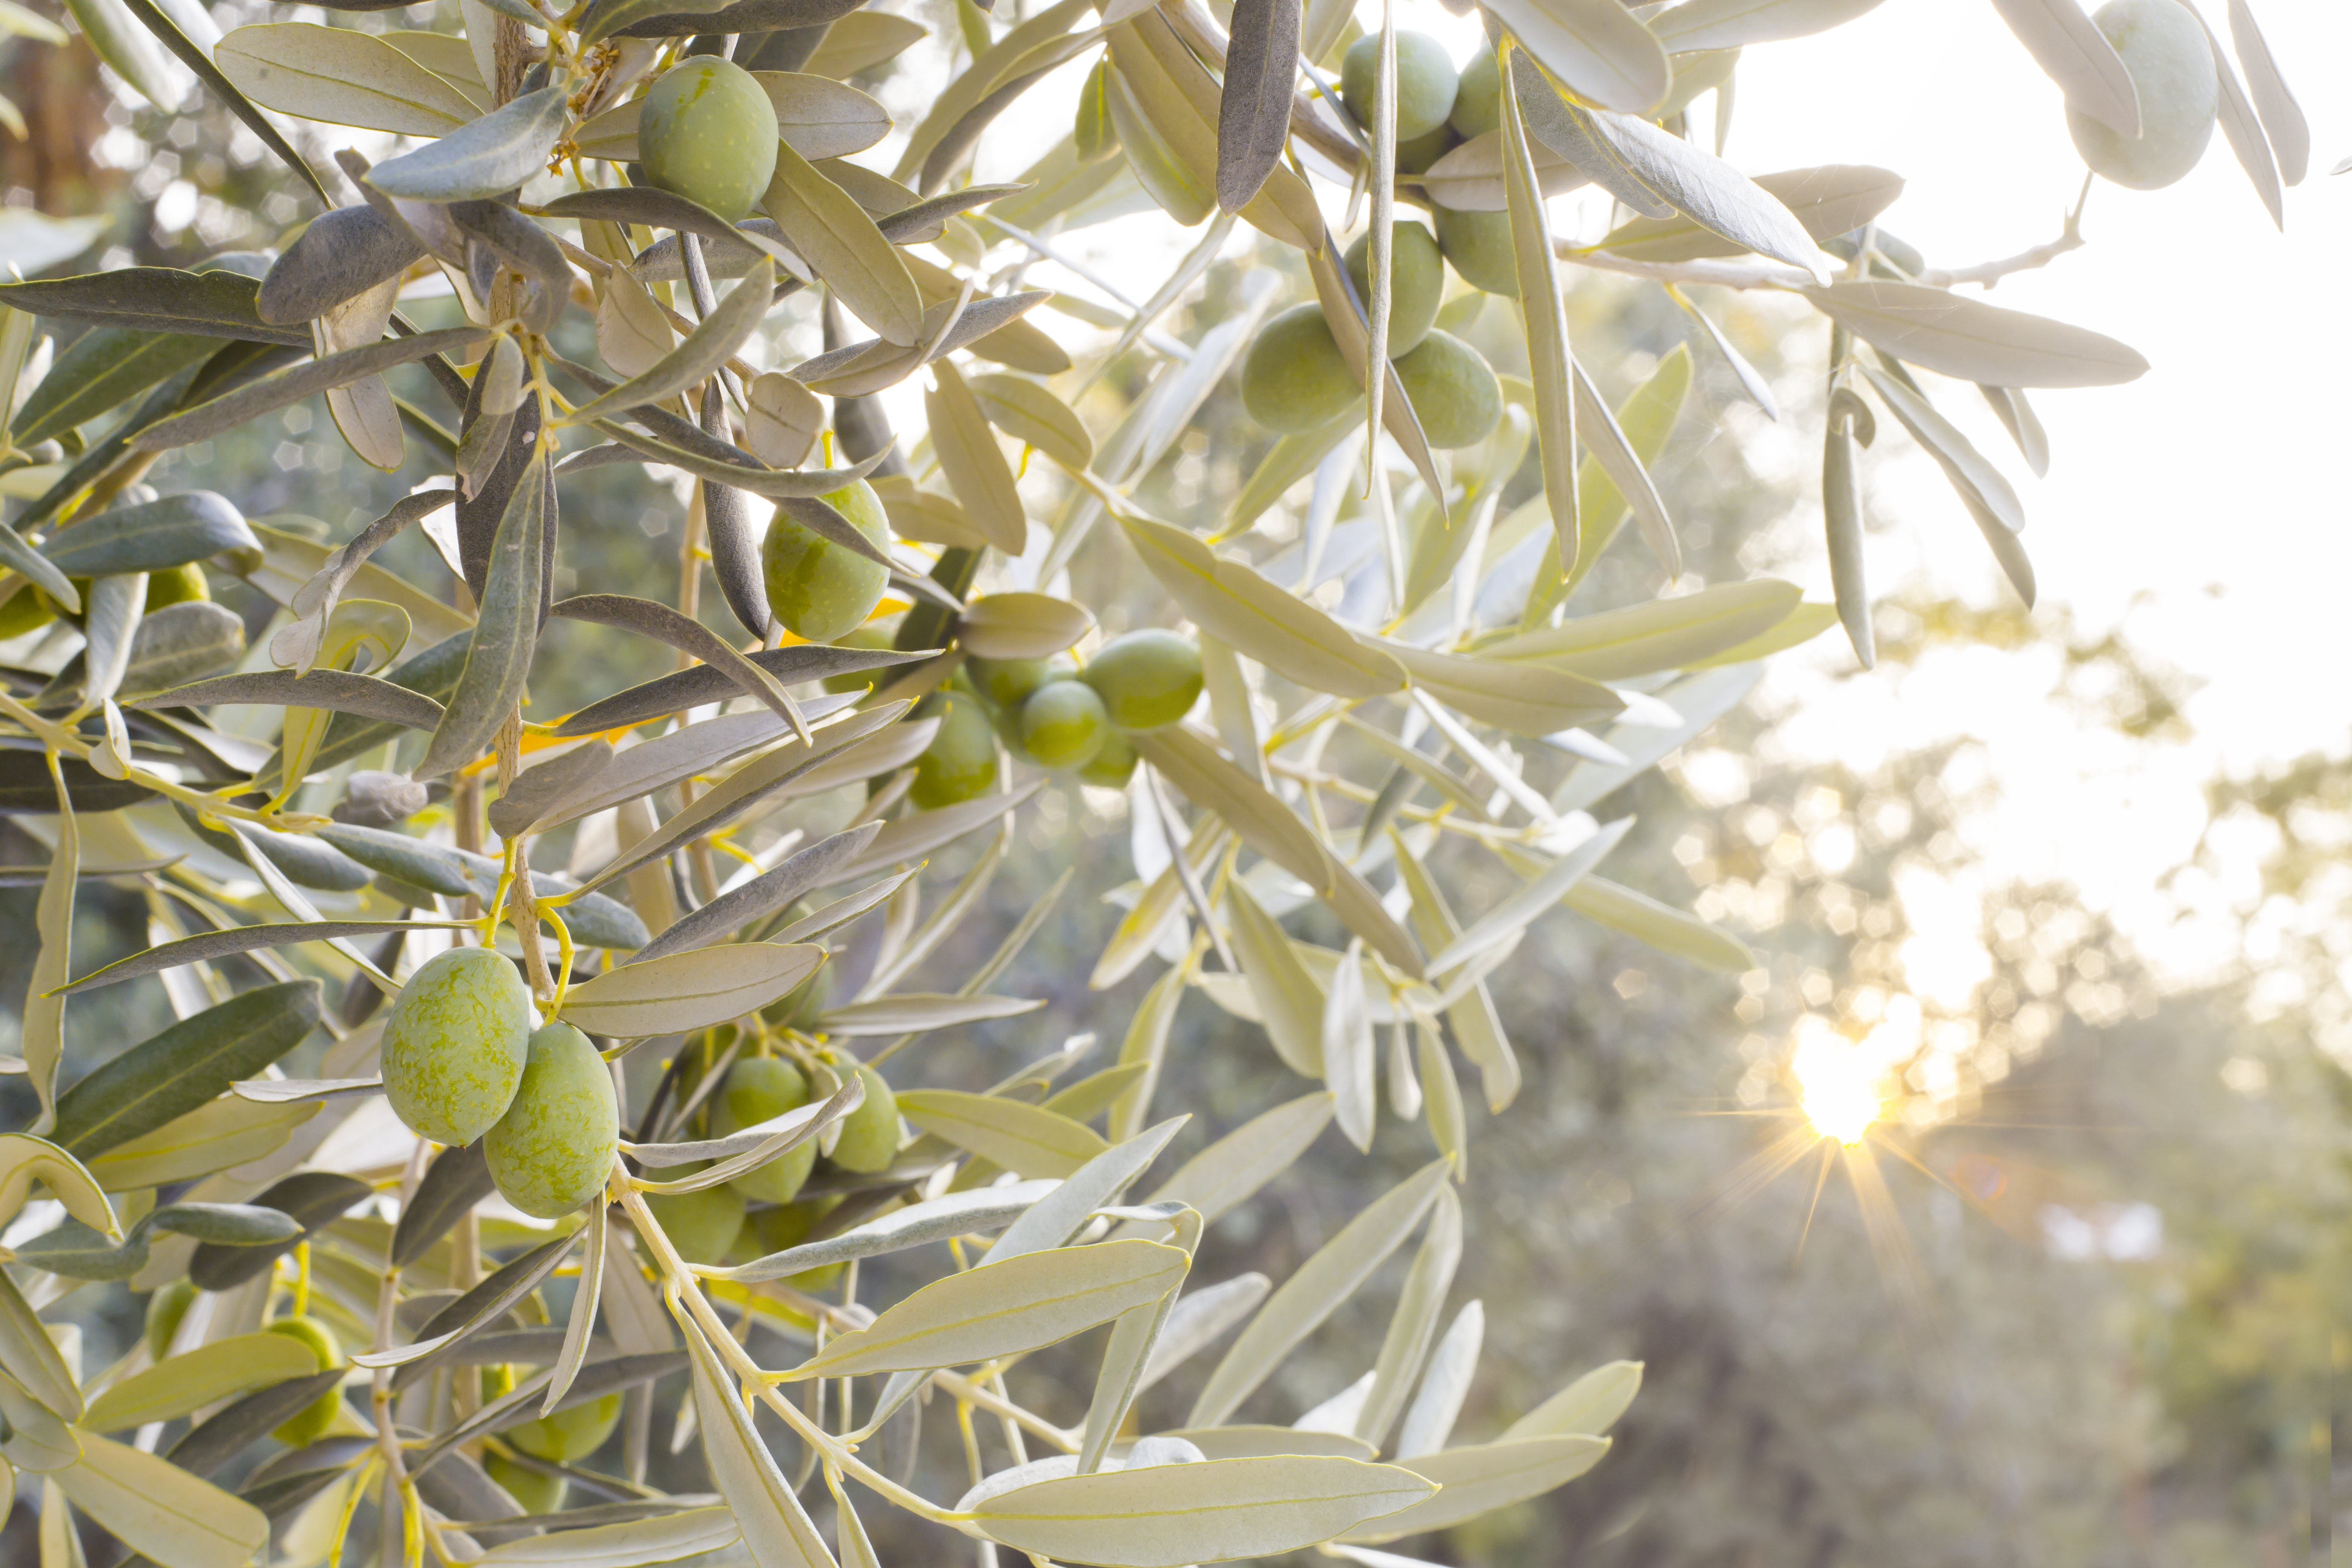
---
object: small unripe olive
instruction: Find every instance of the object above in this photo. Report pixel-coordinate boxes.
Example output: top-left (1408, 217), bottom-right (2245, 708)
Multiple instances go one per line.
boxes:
top-left (1392, 331), bottom-right (1502, 449)
top-left (144, 562), bottom-right (210, 611)
top-left (646, 1173), bottom-right (747, 1265)
top-left (910, 690), bottom-right (999, 809)
top-left (968, 652), bottom-right (1077, 710)
top-left (507, 1390), bottom-right (623, 1464)
top-left (1079, 729), bottom-right (1138, 789)
top-left (484, 1023), bottom-right (617, 1220)
top-left (487, 1452), bottom-right (567, 1514)
top-left (763, 480), bottom-right (891, 645)
top-left (1082, 629), bottom-right (1203, 731)
top-left (145, 1278), bottom-right (196, 1360)
top-left (1450, 48), bottom-right (1500, 139)
top-left (1341, 31), bottom-right (1461, 143)
top-left (2067, 0), bottom-right (2217, 190)
top-left (381, 947), bottom-right (533, 1147)
top-left (714, 1057), bottom-right (817, 1204)
top-left (1019, 679), bottom-right (1109, 770)
top-left (1433, 205), bottom-right (1519, 297)
top-left (1343, 221), bottom-right (1445, 357)
top-left (639, 58), bottom-right (781, 222)
top-left (1239, 305), bottom-right (1360, 435)
top-left (827, 1065), bottom-right (899, 1174)
top-left (265, 1316), bottom-right (343, 1446)
top-left (1396, 122), bottom-right (1457, 175)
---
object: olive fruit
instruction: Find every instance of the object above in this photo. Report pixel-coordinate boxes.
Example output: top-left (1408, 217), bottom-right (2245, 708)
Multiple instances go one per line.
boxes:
top-left (763, 478), bottom-right (891, 644)
top-left (968, 652), bottom-right (1077, 710)
top-left (145, 562), bottom-right (210, 611)
top-left (638, 58), bottom-right (781, 222)
top-left (1082, 629), bottom-right (1203, 731)
top-left (910, 690), bottom-right (998, 809)
top-left (0, 589), bottom-right (52, 641)
top-left (507, 1390), bottom-right (623, 1464)
top-left (1392, 331), bottom-right (1502, 449)
top-left (1341, 31), bottom-right (1460, 143)
top-left (827, 1065), bottom-right (900, 1173)
top-left (487, 1452), bottom-right (567, 1515)
top-left (1451, 48), bottom-right (1501, 139)
top-left (484, 1023), bottom-right (616, 1219)
top-left (1079, 729), bottom-right (1137, 789)
top-left (1343, 221), bottom-right (1445, 357)
top-left (1239, 305), bottom-right (1360, 434)
top-left (381, 947), bottom-right (533, 1147)
top-left (713, 1057), bottom-right (817, 1204)
top-left (646, 1173), bottom-right (747, 1265)
top-left (265, 1317), bottom-right (343, 1446)
top-left (1396, 122), bottom-right (1457, 175)
top-left (1433, 205), bottom-right (1519, 297)
top-left (2067, 0), bottom-right (2217, 190)
top-left (1019, 679), bottom-right (1109, 770)
top-left (145, 1277), bottom-right (196, 1360)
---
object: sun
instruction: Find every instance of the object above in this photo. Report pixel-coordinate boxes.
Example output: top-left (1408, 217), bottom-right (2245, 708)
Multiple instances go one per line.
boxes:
top-left (1792, 1029), bottom-right (1883, 1146)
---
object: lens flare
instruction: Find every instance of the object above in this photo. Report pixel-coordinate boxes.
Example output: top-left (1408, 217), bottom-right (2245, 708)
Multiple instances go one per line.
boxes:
top-left (1792, 1030), bottom-right (1882, 1145)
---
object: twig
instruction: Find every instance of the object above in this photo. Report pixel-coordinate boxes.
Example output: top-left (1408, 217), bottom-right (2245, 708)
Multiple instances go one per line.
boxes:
top-left (1916, 176), bottom-right (2093, 289)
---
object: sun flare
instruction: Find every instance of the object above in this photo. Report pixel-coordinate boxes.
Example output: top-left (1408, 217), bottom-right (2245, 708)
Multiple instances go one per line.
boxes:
top-left (1792, 1032), bottom-right (1883, 1146)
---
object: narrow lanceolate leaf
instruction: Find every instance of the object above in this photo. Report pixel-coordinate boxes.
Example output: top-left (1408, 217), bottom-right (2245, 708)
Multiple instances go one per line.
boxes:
top-left (0, 268), bottom-right (306, 346)
top-left (1216, 0), bottom-right (1298, 211)
top-left (0, 1265), bottom-right (84, 1418)
top-left (80, 1333), bottom-right (320, 1432)
top-left (897, 1089), bottom-right (1109, 1178)
top-left (542, 1198), bottom-right (606, 1416)
top-left (631, 823), bottom-right (880, 964)
top-left (475, 1507), bottom-right (740, 1567)
top-left (548, 593), bottom-right (800, 732)
top-left (972, 1455), bottom-right (1436, 1568)
top-left (711, 1182), bottom-right (1054, 1283)
top-left (48, 981), bottom-right (322, 1159)
top-left (1396, 1299), bottom-right (1483, 1457)
top-left (1355, 1185), bottom-right (1461, 1449)
top-left (1483, 0), bottom-right (1669, 113)
top-left (558, 944), bottom-right (824, 1039)
top-left (39, 491), bottom-right (259, 576)
top-left (61, 920), bottom-right (459, 993)
top-left (786, 1240), bottom-right (1189, 1379)
top-left (1985, 0), bottom-right (2138, 137)
top-left (1137, 1273), bottom-right (1271, 1391)
top-left (132, 327), bottom-right (487, 450)
top-left (1807, 281), bottom-right (2148, 387)
top-left (569, 259), bottom-right (775, 421)
top-left (1824, 419), bottom-right (1871, 666)
top-left (367, 86), bottom-right (569, 201)
top-left (1226, 881), bottom-right (1326, 1079)
top-left (1340, 1436), bottom-right (1611, 1542)
top-left (1501, 50), bottom-right (1579, 582)
top-left (9, 326), bottom-right (213, 445)
top-left (764, 138), bottom-right (923, 345)
top-left (2227, 0), bottom-right (2307, 185)
top-left (2188, 3), bottom-right (2281, 229)
top-left (23, 756), bottom-right (76, 1130)
top-left (969, 371), bottom-right (1092, 469)
top-left (816, 993), bottom-right (1044, 1036)
top-left (1323, 941), bottom-right (1375, 1150)
top-left (53, 1431), bottom-right (271, 1568)
top-left (1188, 1159), bottom-right (1450, 1427)
top-left (927, 358), bottom-right (1026, 552)
top-left (1572, 100), bottom-right (1830, 277)
top-left (1427, 818), bottom-right (1634, 977)
top-left (1139, 1092), bottom-right (1333, 1227)
top-left (0, 1136), bottom-right (116, 1241)
top-left (1502, 1359), bottom-right (1644, 1439)
top-left (1860, 364), bottom-right (2024, 533)
top-left (1565, 876), bottom-right (1754, 972)
top-left (1571, 356), bottom-right (1677, 576)
top-left (1487, 577), bottom-right (1801, 677)
top-left (363, 1237), bottom-right (575, 1375)
top-left (415, 450), bottom-right (547, 778)
top-left (680, 1313), bottom-right (840, 1568)
top-left (956, 592), bottom-right (1094, 660)
top-left (215, 22), bottom-right (478, 134)
top-left (1648, 0), bottom-right (1886, 51)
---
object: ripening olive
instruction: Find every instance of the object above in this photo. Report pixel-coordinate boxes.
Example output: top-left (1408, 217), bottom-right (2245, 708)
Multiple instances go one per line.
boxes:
top-left (145, 562), bottom-right (210, 611)
top-left (1239, 305), bottom-right (1361, 435)
top-left (822, 624), bottom-right (899, 693)
top-left (1393, 331), bottom-right (1502, 449)
top-left (1396, 122), bottom-right (1457, 175)
top-left (145, 1278), bottom-right (196, 1360)
top-left (507, 1390), bottom-right (623, 1464)
top-left (265, 1317), bottom-right (343, 1446)
top-left (1451, 48), bottom-right (1500, 139)
top-left (714, 1057), bottom-right (817, 1204)
top-left (380, 947), bottom-right (533, 1147)
top-left (484, 1023), bottom-right (617, 1220)
top-left (487, 1452), bottom-right (567, 1515)
top-left (0, 589), bottom-right (52, 641)
top-left (1018, 679), bottom-right (1109, 770)
top-left (1079, 729), bottom-right (1137, 789)
top-left (646, 1172), bottom-right (747, 1265)
top-left (764, 479), bottom-right (892, 645)
top-left (968, 652), bottom-right (1078, 710)
top-left (2067, 0), bottom-right (2217, 190)
top-left (910, 690), bottom-right (999, 809)
top-left (827, 1065), bottom-right (900, 1174)
top-left (1341, 31), bottom-right (1461, 143)
top-left (1433, 204), bottom-right (1519, 297)
top-left (1343, 221), bottom-right (1445, 357)
top-left (638, 58), bottom-right (781, 222)
top-left (1082, 629), bottom-right (1203, 731)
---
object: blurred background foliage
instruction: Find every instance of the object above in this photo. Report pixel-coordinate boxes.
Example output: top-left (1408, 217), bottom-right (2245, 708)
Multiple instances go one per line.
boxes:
top-left (3, 1), bottom-right (2346, 1564)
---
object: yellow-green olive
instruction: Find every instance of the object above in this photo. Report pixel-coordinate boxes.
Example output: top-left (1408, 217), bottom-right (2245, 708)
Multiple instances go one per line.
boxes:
top-left (380, 946), bottom-right (533, 1147)
top-left (1344, 221), bottom-right (1445, 357)
top-left (1450, 48), bottom-right (1500, 139)
top-left (1082, 629), bottom-right (1203, 731)
top-left (968, 652), bottom-right (1078, 710)
top-left (826, 1065), bottom-right (899, 1174)
top-left (2067, 0), bottom-right (2218, 190)
top-left (1239, 304), bottom-right (1361, 435)
top-left (1019, 678), bottom-right (1109, 769)
top-left (1079, 729), bottom-right (1138, 789)
top-left (714, 1057), bottom-right (817, 1204)
top-left (487, 1452), bottom-right (567, 1514)
top-left (1392, 331), bottom-right (1502, 450)
top-left (910, 690), bottom-right (999, 809)
top-left (1433, 205), bottom-right (1519, 298)
top-left (1396, 122), bottom-right (1457, 174)
top-left (484, 1023), bottom-right (617, 1219)
top-left (144, 1277), bottom-right (196, 1360)
top-left (1341, 31), bottom-right (1460, 143)
top-left (506, 1390), bottom-right (622, 1464)
top-left (763, 480), bottom-right (891, 644)
top-left (265, 1316), bottom-right (343, 1446)
top-left (646, 1172), bottom-right (747, 1265)
top-left (638, 58), bottom-right (781, 222)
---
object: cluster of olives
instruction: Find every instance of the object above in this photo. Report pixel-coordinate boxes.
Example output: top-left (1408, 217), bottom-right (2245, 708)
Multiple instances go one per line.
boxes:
top-left (907, 628), bottom-right (1206, 807)
top-left (485, 1365), bottom-right (623, 1511)
top-left (2067, 0), bottom-right (2219, 190)
top-left (1238, 35), bottom-right (1515, 449)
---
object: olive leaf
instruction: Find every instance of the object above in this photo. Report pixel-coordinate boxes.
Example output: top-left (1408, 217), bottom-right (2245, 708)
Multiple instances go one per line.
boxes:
top-left (48, 979), bottom-right (323, 1160)
top-left (367, 86), bottom-right (570, 202)
top-left (215, 21), bottom-right (479, 134)
top-left (0, 267), bottom-right (308, 345)
top-left (1985, 0), bottom-right (2140, 138)
top-left (415, 448), bottom-right (548, 778)
top-left (1808, 280), bottom-right (2150, 388)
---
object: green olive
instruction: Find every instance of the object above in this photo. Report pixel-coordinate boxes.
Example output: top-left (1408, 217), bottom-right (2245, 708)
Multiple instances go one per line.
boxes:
top-left (265, 1317), bottom-right (343, 1447)
top-left (1239, 305), bottom-right (1361, 435)
top-left (1081, 629), bottom-right (1202, 731)
top-left (1019, 679), bottom-right (1109, 770)
top-left (487, 1452), bottom-right (567, 1514)
top-left (646, 1173), bottom-right (747, 1265)
top-left (968, 652), bottom-right (1078, 710)
top-left (144, 1278), bottom-right (196, 1360)
top-left (1341, 31), bottom-right (1460, 143)
top-left (763, 479), bottom-right (891, 644)
top-left (1433, 205), bottom-right (1519, 298)
top-left (1392, 331), bottom-right (1502, 450)
top-left (910, 690), bottom-right (999, 809)
top-left (1343, 221), bottom-right (1445, 357)
top-left (1079, 729), bottom-right (1137, 789)
top-left (760, 960), bottom-right (834, 1029)
top-left (2068, 0), bottom-right (2217, 190)
top-left (484, 1023), bottom-right (616, 1220)
top-left (507, 1390), bottom-right (623, 1464)
top-left (822, 624), bottom-right (899, 693)
top-left (638, 58), bottom-right (781, 222)
top-left (144, 562), bottom-right (210, 610)
top-left (381, 947), bottom-right (533, 1147)
top-left (0, 588), bottom-right (52, 641)
top-left (7, 563), bottom-right (210, 641)
top-left (1450, 48), bottom-right (1500, 139)
top-left (714, 1057), bottom-right (817, 1204)
top-left (1396, 122), bottom-right (1457, 175)
top-left (827, 1065), bottom-right (899, 1174)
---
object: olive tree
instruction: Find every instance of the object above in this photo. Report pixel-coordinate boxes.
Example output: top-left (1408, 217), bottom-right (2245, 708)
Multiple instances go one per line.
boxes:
top-left (0, 0), bottom-right (2311, 1563)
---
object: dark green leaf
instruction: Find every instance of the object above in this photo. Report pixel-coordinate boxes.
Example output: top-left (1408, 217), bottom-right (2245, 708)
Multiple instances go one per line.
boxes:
top-left (367, 87), bottom-right (570, 201)
top-left (131, 668), bottom-right (448, 729)
top-left (40, 491), bottom-right (261, 576)
top-left (131, 326), bottom-right (489, 452)
top-left (116, 601), bottom-right (248, 701)
top-left (166, 1370), bottom-right (344, 1478)
top-left (1216, 0), bottom-right (1299, 212)
top-left (257, 204), bottom-right (427, 326)
top-left (0, 268), bottom-right (309, 345)
top-left (390, 1140), bottom-right (495, 1268)
top-left (9, 327), bottom-right (216, 445)
top-left (60, 919), bottom-right (453, 995)
top-left (630, 822), bottom-right (881, 964)
top-left (190, 1171), bottom-right (373, 1289)
top-left (49, 980), bottom-right (322, 1159)
top-left (417, 450), bottom-right (548, 778)
top-left (550, 641), bottom-right (929, 735)
top-left (315, 822), bottom-right (650, 949)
